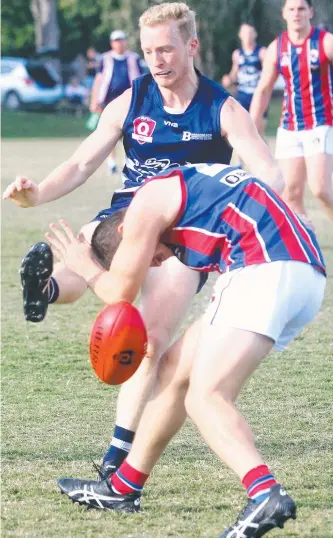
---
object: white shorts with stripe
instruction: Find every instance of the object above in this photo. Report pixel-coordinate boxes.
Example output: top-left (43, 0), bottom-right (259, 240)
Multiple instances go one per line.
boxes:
top-left (275, 125), bottom-right (333, 159)
top-left (204, 261), bottom-right (326, 351)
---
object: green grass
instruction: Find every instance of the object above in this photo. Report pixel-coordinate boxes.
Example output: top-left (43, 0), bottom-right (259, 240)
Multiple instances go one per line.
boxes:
top-left (1, 138), bottom-right (333, 537)
top-left (1, 110), bottom-right (91, 139)
top-left (1, 97), bottom-right (283, 139)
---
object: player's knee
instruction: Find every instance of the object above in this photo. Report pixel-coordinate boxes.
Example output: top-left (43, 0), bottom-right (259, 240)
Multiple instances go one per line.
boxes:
top-left (309, 182), bottom-right (332, 205)
top-left (145, 327), bottom-right (172, 361)
top-left (157, 349), bottom-right (188, 389)
top-left (185, 381), bottom-right (233, 420)
top-left (283, 184), bottom-right (303, 203)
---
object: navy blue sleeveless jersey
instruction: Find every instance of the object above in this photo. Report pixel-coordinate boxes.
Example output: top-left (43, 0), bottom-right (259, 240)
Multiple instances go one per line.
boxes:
top-left (154, 164), bottom-right (326, 275)
top-left (120, 71), bottom-right (232, 189)
top-left (237, 45), bottom-right (263, 95)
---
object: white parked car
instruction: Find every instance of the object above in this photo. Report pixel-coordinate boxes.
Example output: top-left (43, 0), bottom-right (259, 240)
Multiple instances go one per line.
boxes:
top-left (0, 57), bottom-right (63, 110)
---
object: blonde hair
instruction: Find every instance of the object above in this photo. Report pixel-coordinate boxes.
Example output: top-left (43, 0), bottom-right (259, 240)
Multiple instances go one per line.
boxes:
top-left (139, 2), bottom-right (197, 42)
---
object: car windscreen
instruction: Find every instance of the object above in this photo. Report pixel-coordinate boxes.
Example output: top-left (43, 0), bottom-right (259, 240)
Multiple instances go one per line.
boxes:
top-left (26, 64), bottom-right (57, 88)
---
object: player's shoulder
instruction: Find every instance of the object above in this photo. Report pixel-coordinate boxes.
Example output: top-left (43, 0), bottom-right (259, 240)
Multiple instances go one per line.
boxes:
top-left (232, 49), bottom-right (241, 60)
top-left (199, 72), bottom-right (230, 99)
top-left (102, 87), bottom-right (133, 125)
top-left (265, 38), bottom-right (278, 63)
top-left (323, 31), bottom-right (333, 61)
top-left (132, 72), bottom-right (154, 89)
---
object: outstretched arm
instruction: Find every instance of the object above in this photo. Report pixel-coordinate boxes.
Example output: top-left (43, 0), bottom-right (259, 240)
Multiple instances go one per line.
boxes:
top-left (3, 89), bottom-right (132, 208)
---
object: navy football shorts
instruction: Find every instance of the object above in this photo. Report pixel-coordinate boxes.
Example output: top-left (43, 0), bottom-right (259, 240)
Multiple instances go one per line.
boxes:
top-left (235, 90), bottom-right (269, 119)
top-left (91, 189), bottom-right (208, 293)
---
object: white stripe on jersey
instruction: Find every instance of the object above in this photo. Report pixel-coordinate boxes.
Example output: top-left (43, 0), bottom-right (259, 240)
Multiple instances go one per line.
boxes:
top-left (173, 225), bottom-right (227, 239)
top-left (253, 182), bottom-right (311, 263)
top-left (227, 203), bottom-right (271, 262)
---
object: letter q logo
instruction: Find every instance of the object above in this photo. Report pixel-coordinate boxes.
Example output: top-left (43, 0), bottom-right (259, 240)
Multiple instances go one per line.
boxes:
top-left (133, 116), bottom-right (156, 144)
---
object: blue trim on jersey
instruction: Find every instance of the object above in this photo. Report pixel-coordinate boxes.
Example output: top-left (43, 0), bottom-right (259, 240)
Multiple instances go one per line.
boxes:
top-left (291, 45), bottom-right (304, 130)
top-left (311, 28), bottom-right (325, 127)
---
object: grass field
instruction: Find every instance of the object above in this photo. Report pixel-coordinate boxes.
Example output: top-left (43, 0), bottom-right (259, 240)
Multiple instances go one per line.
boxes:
top-left (1, 133), bottom-right (333, 537)
top-left (1, 96), bottom-right (283, 139)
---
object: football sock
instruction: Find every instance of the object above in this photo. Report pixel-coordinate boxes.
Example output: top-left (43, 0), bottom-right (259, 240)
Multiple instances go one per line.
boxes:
top-left (103, 425), bottom-right (135, 468)
top-left (48, 277), bottom-right (59, 304)
top-left (111, 460), bottom-right (149, 495)
top-left (242, 464), bottom-right (278, 504)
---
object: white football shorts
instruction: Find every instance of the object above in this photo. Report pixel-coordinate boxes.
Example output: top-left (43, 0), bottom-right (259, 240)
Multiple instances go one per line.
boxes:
top-left (204, 261), bottom-right (326, 351)
top-left (275, 125), bottom-right (333, 159)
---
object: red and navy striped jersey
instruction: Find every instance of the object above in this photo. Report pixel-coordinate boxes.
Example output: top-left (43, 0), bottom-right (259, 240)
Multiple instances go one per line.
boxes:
top-left (276, 27), bottom-right (333, 131)
top-left (157, 164), bottom-right (326, 275)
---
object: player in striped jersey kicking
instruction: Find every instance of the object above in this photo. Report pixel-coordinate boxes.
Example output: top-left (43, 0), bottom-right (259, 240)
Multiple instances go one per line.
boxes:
top-left (250, 0), bottom-right (333, 220)
top-left (48, 163), bottom-right (326, 537)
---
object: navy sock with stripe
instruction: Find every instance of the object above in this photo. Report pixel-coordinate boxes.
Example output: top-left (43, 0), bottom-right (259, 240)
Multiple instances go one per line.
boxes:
top-left (103, 425), bottom-right (135, 468)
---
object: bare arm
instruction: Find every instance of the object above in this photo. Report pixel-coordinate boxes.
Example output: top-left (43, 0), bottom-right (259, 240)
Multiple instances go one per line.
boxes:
top-left (323, 32), bottom-right (333, 62)
top-left (221, 50), bottom-right (239, 88)
top-left (3, 89), bottom-right (132, 207)
top-left (46, 178), bottom-right (180, 305)
top-left (259, 46), bottom-right (267, 63)
top-left (221, 96), bottom-right (284, 194)
top-left (250, 40), bottom-right (279, 128)
top-left (90, 72), bottom-right (103, 113)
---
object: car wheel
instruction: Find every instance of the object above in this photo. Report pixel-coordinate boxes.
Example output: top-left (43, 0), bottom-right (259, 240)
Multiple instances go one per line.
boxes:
top-left (4, 91), bottom-right (22, 110)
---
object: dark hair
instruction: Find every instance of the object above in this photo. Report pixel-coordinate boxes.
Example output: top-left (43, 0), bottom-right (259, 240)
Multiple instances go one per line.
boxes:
top-left (91, 209), bottom-right (127, 270)
top-left (283, 0), bottom-right (312, 6)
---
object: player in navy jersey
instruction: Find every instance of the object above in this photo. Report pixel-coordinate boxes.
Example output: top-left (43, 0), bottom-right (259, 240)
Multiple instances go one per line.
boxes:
top-left (3, 3), bottom-right (285, 481)
top-left (222, 23), bottom-right (268, 137)
top-left (250, 0), bottom-right (333, 221)
top-left (46, 163), bottom-right (326, 537)
top-left (89, 29), bottom-right (144, 172)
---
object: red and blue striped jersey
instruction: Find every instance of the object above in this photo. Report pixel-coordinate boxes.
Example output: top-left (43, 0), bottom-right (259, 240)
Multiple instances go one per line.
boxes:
top-left (157, 164), bottom-right (326, 275)
top-left (276, 27), bottom-right (333, 131)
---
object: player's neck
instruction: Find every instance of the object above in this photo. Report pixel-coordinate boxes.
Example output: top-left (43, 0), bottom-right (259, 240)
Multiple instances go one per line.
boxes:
top-left (241, 43), bottom-right (256, 54)
top-left (158, 67), bottom-right (199, 111)
top-left (287, 25), bottom-right (312, 45)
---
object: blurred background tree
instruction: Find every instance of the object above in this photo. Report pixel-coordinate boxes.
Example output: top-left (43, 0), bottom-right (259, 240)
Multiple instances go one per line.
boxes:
top-left (1, 0), bottom-right (333, 80)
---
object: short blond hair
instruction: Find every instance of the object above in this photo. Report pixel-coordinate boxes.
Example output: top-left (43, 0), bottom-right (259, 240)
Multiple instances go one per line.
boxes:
top-left (139, 2), bottom-right (197, 42)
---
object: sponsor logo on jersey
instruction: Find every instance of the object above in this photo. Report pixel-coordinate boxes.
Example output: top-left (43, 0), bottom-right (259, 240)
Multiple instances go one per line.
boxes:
top-left (310, 48), bottom-right (320, 69)
top-left (310, 49), bottom-right (319, 63)
top-left (281, 52), bottom-right (289, 67)
top-left (164, 120), bottom-right (178, 127)
top-left (132, 116), bottom-right (156, 144)
top-left (182, 132), bottom-right (213, 141)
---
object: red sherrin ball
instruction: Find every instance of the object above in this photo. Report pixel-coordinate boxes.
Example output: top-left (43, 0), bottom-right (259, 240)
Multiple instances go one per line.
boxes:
top-left (89, 302), bottom-right (147, 385)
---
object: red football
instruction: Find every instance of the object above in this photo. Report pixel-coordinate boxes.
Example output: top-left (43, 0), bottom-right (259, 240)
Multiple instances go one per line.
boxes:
top-left (89, 302), bottom-right (147, 385)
